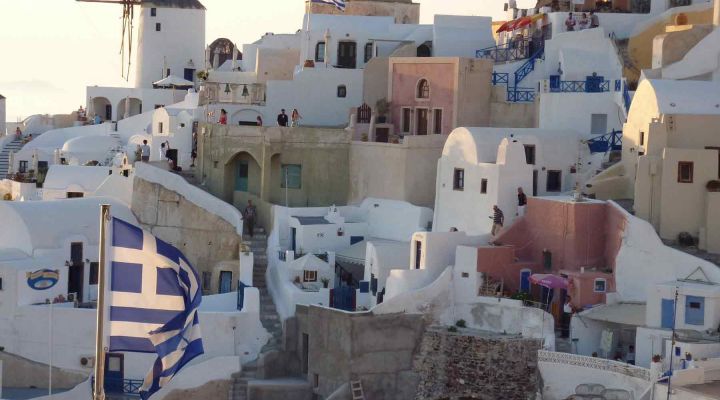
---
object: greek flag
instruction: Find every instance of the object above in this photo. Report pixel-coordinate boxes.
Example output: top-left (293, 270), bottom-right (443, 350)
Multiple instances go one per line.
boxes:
top-left (107, 218), bottom-right (204, 399)
top-left (311, 0), bottom-right (346, 11)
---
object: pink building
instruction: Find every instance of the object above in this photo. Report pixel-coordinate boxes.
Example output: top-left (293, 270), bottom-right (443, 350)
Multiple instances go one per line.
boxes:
top-left (475, 197), bottom-right (626, 312)
top-left (385, 57), bottom-right (492, 140)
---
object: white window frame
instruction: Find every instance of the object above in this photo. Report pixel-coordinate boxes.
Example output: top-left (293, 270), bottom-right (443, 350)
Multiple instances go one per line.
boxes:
top-left (415, 78), bottom-right (430, 101)
top-left (593, 278), bottom-right (607, 293)
top-left (303, 270), bottom-right (318, 282)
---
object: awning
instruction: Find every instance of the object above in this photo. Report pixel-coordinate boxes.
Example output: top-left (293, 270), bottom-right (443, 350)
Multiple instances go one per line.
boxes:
top-left (498, 14), bottom-right (545, 33)
top-left (580, 303), bottom-right (647, 327)
top-left (496, 20), bottom-right (513, 33)
top-left (152, 75), bottom-right (194, 89)
top-left (513, 16), bottom-right (533, 30)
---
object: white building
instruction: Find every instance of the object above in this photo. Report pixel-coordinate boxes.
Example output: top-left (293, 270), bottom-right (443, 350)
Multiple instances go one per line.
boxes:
top-left (197, 13), bottom-right (495, 128)
top-left (42, 165), bottom-right (127, 200)
top-left (433, 127), bottom-right (599, 235)
top-left (84, 0), bottom-right (206, 122)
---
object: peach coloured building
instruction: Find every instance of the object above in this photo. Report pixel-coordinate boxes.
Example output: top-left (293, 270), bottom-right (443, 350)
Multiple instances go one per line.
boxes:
top-left (476, 197), bottom-right (625, 311)
top-left (385, 57), bottom-right (492, 140)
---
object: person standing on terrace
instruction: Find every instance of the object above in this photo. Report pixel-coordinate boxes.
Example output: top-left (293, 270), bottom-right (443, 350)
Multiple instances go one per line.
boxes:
top-left (565, 13), bottom-right (576, 31)
top-left (490, 205), bottom-right (504, 236)
top-left (219, 109), bottom-right (228, 125)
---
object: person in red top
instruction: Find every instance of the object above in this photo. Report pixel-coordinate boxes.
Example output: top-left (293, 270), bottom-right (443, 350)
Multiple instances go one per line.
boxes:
top-left (219, 109), bottom-right (228, 125)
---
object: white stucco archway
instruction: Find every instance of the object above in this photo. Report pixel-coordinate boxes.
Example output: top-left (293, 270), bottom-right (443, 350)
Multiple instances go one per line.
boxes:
top-left (231, 109), bottom-right (264, 126)
top-left (116, 98), bottom-right (143, 120)
top-left (91, 97), bottom-right (112, 122)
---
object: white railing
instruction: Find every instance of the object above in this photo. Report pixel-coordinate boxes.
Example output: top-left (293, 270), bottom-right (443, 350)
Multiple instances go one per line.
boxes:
top-left (538, 350), bottom-right (654, 382)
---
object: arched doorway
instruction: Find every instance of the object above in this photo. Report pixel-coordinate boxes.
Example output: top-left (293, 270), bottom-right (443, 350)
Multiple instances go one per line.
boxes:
top-left (116, 98), bottom-right (143, 120)
top-left (231, 109), bottom-right (263, 126)
top-left (417, 42), bottom-right (432, 57)
top-left (209, 38), bottom-right (242, 69)
top-left (92, 97), bottom-right (112, 122)
top-left (224, 151), bottom-right (261, 203)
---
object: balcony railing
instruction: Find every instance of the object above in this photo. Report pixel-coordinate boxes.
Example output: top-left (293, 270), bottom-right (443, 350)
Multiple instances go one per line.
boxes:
top-left (492, 72), bottom-right (509, 86)
top-left (507, 87), bottom-right (536, 102)
top-left (550, 79), bottom-right (611, 93)
top-left (476, 40), bottom-right (531, 63)
top-left (538, 350), bottom-right (654, 382)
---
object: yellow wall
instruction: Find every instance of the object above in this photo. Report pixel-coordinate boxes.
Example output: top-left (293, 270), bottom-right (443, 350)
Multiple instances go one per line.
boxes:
top-left (627, 8), bottom-right (713, 84)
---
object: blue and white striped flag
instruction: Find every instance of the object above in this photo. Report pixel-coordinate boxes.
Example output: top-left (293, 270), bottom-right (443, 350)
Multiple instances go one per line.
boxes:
top-left (107, 217), bottom-right (204, 399)
top-left (311, 0), bottom-right (346, 11)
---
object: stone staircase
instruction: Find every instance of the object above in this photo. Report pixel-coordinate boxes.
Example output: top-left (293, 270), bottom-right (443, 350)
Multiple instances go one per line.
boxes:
top-left (228, 226), bottom-right (287, 400)
top-left (0, 138), bottom-right (23, 177)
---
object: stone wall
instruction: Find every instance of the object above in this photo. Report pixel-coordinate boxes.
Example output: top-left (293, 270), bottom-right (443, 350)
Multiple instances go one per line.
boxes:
top-left (413, 328), bottom-right (542, 400)
top-left (131, 176), bottom-right (241, 289)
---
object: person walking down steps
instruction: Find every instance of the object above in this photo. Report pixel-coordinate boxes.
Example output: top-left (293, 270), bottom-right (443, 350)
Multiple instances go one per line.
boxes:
top-left (243, 200), bottom-right (257, 238)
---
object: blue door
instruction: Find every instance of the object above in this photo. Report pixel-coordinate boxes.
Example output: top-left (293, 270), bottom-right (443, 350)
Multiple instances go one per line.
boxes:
top-left (331, 286), bottom-right (355, 311)
top-left (104, 353), bottom-right (124, 394)
top-left (661, 299), bottom-right (675, 329)
top-left (520, 270), bottom-right (531, 293)
top-left (685, 296), bottom-right (705, 326)
top-left (219, 271), bottom-right (232, 294)
top-left (236, 161), bottom-right (249, 191)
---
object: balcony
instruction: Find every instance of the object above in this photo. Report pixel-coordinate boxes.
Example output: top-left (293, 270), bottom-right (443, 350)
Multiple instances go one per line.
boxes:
top-left (201, 82), bottom-right (266, 106)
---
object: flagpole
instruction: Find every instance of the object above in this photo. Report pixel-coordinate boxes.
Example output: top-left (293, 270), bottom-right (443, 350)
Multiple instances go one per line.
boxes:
top-left (93, 204), bottom-right (111, 400)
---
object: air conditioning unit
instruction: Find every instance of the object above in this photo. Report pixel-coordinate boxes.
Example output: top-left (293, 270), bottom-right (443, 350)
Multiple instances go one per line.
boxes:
top-left (80, 355), bottom-right (95, 368)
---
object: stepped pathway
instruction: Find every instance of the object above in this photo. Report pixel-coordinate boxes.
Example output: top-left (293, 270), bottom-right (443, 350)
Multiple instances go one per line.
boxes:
top-left (229, 226), bottom-right (284, 400)
top-left (0, 138), bottom-right (23, 177)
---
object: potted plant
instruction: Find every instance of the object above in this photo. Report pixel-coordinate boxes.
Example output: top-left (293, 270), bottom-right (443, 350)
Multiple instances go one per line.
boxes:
top-left (321, 277), bottom-right (330, 288)
top-left (375, 98), bottom-right (390, 123)
top-left (707, 180), bottom-right (720, 192)
top-left (197, 70), bottom-right (209, 81)
top-left (304, 60), bottom-right (315, 68)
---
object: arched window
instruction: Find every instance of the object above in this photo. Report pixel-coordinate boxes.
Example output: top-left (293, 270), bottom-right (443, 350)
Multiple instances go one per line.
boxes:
top-left (337, 85), bottom-right (347, 98)
top-left (417, 79), bottom-right (430, 99)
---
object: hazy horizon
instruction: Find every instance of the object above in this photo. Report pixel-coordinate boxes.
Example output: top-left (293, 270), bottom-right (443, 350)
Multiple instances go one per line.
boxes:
top-left (0, 0), bottom-right (505, 122)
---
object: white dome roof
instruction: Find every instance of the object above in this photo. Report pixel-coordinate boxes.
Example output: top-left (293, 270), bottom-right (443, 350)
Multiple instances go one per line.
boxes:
top-left (62, 135), bottom-right (117, 154)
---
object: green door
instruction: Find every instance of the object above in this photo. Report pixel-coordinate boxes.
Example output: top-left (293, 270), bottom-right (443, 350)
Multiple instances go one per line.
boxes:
top-left (236, 161), bottom-right (249, 191)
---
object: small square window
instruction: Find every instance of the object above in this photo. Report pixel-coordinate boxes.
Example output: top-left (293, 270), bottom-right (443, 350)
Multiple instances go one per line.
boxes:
top-left (337, 85), bottom-right (347, 98)
top-left (453, 168), bottom-right (464, 191)
top-left (156, 23), bottom-right (162, 32)
top-left (315, 42), bottom-right (325, 63)
top-left (303, 270), bottom-right (317, 282)
top-left (524, 145), bottom-right (536, 165)
top-left (150, 7), bottom-right (157, 17)
top-left (89, 262), bottom-right (99, 285)
top-left (678, 162), bottom-right (693, 183)
top-left (158, 122), bottom-right (164, 134)
top-left (594, 279), bottom-right (606, 293)
top-left (481, 179), bottom-right (488, 194)
top-left (19, 160), bottom-right (28, 173)
top-left (461, 272), bottom-right (469, 278)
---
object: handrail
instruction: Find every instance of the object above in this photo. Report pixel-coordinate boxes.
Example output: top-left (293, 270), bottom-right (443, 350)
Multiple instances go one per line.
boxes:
top-left (586, 129), bottom-right (623, 154)
top-left (550, 80), bottom-right (611, 93)
top-left (514, 47), bottom-right (544, 88)
top-left (476, 39), bottom-right (531, 63)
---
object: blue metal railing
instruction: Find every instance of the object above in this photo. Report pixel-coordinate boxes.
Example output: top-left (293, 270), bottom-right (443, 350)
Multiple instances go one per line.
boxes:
top-left (492, 72), bottom-right (509, 85)
top-left (550, 80), bottom-right (611, 93)
top-left (92, 377), bottom-right (144, 396)
top-left (507, 88), bottom-right (536, 102)
top-left (587, 130), bottom-right (623, 154)
top-left (476, 40), bottom-right (530, 63)
top-left (514, 48), bottom-right (544, 87)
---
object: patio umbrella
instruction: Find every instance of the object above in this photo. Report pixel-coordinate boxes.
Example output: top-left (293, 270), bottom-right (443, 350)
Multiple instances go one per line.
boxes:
top-left (153, 75), bottom-right (194, 89)
top-left (496, 20), bottom-right (513, 33)
top-left (529, 273), bottom-right (568, 289)
top-left (512, 17), bottom-right (533, 30)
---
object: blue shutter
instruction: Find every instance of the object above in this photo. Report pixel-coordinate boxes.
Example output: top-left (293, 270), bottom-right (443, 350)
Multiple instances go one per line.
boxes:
top-left (685, 296), bottom-right (705, 326)
top-left (661, 299), bottom-right (675, 329)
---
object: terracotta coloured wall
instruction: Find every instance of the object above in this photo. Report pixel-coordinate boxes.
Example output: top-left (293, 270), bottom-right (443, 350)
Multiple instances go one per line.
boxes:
top-left (477, 198), bottom-right (627, 301)
top-left (390, 62), bottom-right (456, 135)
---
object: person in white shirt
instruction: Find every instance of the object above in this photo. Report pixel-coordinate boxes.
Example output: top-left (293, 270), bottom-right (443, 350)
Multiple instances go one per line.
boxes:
top-left (140, 140), bottom-right (151, 162)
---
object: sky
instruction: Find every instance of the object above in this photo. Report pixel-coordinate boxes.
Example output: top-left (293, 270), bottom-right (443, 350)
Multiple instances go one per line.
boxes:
top-left (0, 0), bottom-right (505, 122)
